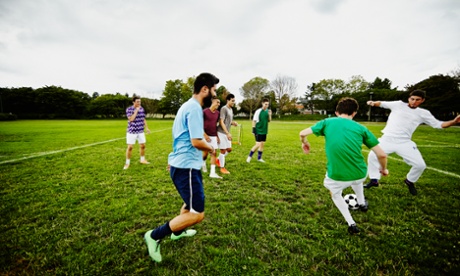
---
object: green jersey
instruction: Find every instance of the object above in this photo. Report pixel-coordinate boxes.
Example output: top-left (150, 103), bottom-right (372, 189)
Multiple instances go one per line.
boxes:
top-left (254, 108), bottom-right (269, 135)
top-left (311, 117), bottom-right (379, 181)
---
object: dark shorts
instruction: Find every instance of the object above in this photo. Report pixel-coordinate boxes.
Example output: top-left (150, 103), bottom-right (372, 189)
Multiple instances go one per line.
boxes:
top-left (255, 134), bottom-right (267, 142)
top-left (170, 167), bottom-right (205, 213)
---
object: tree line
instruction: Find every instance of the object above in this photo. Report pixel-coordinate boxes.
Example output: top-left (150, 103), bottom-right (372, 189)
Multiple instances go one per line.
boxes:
top-left (1, 70), bottom-right (458, 120)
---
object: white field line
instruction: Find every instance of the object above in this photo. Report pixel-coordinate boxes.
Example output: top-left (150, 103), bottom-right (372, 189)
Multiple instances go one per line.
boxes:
top-left (363, 148), bottom-right (460, 179)
top-left (416, 145), bottom-right (460, 148)
top-left (0, 128), bottom-right (171, 165)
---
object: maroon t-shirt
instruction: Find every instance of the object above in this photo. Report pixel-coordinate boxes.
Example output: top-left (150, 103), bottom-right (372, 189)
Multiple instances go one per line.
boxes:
top-left (203, 108), bottom-right (220, 136)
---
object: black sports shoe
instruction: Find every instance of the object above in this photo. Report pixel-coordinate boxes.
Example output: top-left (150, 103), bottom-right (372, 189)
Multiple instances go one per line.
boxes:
top-left (364, 179), bottom-right (379, 189)
top-left (404, 179), bottom-right (417, 195)
top-left (359, 200), bottom-right (368, 212)
top-left (348, 224), bottom-right (360, 234)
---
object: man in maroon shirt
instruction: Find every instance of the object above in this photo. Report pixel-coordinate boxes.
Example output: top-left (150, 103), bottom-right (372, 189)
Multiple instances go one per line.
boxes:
top-left (202, 98), bottom-right (222, 178)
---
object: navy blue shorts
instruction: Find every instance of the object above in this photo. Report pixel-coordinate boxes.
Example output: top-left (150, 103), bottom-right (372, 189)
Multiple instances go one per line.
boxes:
top-left (255, 134), bottom-right (267, 142)
top-left (170, 167), bottom-right (205, 213)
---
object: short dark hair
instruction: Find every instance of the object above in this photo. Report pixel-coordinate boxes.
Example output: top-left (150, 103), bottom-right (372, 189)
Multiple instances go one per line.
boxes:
top-left (410, 90), bottom-right (426, 99)
top-left (336, 97), bottom-right (359, 115)
top-left (262, 98), bottom-right (269, 103)
top-left (194, 73), bottom-right (219, 94)
top-left (226, 93), bottom-right (235, 101)
top-left (132, 95), bottom-right (140, 102)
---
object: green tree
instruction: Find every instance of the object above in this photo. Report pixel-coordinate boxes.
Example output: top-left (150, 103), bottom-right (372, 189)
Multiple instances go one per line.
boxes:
top-left (311, 79), bottom-right (346, 114)
top-left (140, 98), bottom-right (159, 115)
top-left (406, 74), bottom-right (460, 120)
top-left (240, 77), bottom-right (270, 119)
top-left (88, 93), bottom-right (130, 118)
top-left (369, 77), bottom-right (393, 90)
top-left (159, 79), bottom-right (184, 117)
top-left (302, 83), bottom-right (316, 114)
top-left (346, 75), bottom-right (369, 95)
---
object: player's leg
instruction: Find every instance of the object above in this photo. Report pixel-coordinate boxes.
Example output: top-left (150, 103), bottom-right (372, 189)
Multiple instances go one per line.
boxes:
top-left (247, 141), bottom-right (260, 162)
top-left (145, 168), bottom-right (204, 262)
top-left (168, 168), bottom-right (204, 233)
top-left (351, 177), bottom-right (368, 211)
top-left (124, 133), bottom-right (135, 169)
top-left (208, 137), bottom-right (221, 178)
top-left (256, 135), bottom-right (267, 162)
top-left (218, 132), bottom-right (231, 174)
top-left (396, 140), bottom-right (425, 195)
top-left (324, 176), bottom-right (358, 233)
top-left (365, 137), bottom-right (393, 188)
top-left (138, 133), bottom-right (149, 164)
top-left (202, 150), bottom-right (208, 172)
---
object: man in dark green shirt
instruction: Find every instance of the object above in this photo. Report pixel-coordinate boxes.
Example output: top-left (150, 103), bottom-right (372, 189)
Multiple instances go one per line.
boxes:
top-left (246, 98), bottom-right (272, 163)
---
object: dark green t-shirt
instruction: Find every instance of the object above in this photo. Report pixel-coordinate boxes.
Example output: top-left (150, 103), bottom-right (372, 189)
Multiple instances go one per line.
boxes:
top-left (311, 117), bottom-right (379, 181)
top-left (254, 108), bottom-right (269, 135)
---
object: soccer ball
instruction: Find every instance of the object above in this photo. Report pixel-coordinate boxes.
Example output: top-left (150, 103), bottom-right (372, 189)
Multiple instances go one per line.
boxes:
top-left (343, 194), bottom-right (359, 210)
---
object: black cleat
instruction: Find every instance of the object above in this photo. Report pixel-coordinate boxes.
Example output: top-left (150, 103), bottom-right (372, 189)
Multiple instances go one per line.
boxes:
top-left (348, 224), bottom-right (360, 234)
top-left (359, 200), bottom-right (368, 212)
top-left (404, 179), bottom-right (417, 195)
top-left (364, 179), bottom-right (379, 189)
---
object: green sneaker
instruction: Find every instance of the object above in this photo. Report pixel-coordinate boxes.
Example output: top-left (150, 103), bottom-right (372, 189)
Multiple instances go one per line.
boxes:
top-left (144, 230), bottom-right (162, 263)
top-left (170, 229), bottom-right (197, 240)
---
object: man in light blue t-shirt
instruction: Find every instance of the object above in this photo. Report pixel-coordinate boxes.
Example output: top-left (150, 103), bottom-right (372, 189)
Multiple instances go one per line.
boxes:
top-left (144, 73), bottom-right (219, 263)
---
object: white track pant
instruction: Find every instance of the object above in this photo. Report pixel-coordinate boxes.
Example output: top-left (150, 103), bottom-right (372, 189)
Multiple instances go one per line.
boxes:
top-left (324, 175), bottom-right (367, 226)
top-left (367, 136), bottom-right (426, 183)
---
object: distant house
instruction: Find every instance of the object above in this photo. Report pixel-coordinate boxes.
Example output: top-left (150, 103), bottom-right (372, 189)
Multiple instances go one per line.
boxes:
top-left (295, 101), bottom-right (327, 115)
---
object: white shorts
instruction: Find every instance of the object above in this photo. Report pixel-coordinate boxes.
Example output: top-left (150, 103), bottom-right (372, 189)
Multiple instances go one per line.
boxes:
top-left (323, 175), bottom-right (367, 195)
top-left (126, 133), bottom-right (146, 145)
top-left (206, 136), bottom-right (218, 149)
top-left (217, 132), bottom-right (232, 149)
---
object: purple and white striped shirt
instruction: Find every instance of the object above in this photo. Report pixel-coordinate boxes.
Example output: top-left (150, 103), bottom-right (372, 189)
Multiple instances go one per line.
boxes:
top-left (126, 106), bottom-right (146, 134)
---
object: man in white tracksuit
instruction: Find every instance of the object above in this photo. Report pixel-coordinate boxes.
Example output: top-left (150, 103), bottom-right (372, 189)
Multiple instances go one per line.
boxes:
top-left (365, 90), bottom-right (460, 195)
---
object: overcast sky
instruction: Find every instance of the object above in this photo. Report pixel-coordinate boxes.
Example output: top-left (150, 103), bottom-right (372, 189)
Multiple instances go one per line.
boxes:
top-left (1, 0), bottom-right (459, 102)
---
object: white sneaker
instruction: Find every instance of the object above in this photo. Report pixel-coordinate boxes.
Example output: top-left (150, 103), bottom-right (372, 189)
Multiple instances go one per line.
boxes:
top-left (209, 173), bottom-right (223, 179)
top-left (258, 159), bottom-right (266, 163)
top-left (202, 165), bottom-right (207, 172)
top-left (246, 156), bottom-right (251, 163)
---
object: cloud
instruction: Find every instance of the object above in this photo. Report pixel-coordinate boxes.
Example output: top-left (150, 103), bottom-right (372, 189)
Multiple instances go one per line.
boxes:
top-left (0, 0), bottom-right (459, 101)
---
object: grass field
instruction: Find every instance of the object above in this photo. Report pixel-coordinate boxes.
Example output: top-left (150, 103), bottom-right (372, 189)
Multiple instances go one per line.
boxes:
top-left (1, 119), bottom-right (459, 275)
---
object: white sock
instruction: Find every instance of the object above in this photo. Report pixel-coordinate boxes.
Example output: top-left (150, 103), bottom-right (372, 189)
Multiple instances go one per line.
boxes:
top-left (219, 154), bottom-right (225, 168)
top-left (126, 159), bottom-right (130, 165)
top-left (210, 165), bottom-right (216, 174)
top-left (331, 192), bottom-right (355, 226)
top-left (140, 156), bottom-right (145, 161)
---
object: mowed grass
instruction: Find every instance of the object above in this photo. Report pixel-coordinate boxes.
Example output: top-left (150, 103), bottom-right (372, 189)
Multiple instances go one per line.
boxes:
top-left (1, 119), bottom-right (459, 275)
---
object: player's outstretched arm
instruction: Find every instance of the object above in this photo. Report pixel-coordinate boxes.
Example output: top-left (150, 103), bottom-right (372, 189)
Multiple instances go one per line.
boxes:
top-left (371, 144), bottom-right (389, 176)
top-left (441, 114), bottom-right (460, 128)
top-left (367, 101), bottom-right (382, 107)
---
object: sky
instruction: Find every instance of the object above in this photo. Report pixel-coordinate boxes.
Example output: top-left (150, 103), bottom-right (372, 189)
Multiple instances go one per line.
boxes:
top-left (1, 0), bottom-right (459, 102)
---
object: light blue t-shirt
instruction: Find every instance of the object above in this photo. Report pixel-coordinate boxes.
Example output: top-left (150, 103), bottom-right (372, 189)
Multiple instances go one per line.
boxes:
top-left (168, 97), bottom-right (204, 170)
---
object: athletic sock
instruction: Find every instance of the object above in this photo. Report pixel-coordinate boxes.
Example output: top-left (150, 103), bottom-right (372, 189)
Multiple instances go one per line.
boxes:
top-left (258, 151), bottom-right (263, 160)
top-left (331, 193), bottom-right (355, 226)
top-left (140, 156), bottom-right (145, 162)
top-left (150, 221), bottom-right (172, 240)
top-left (219, 154), bottom-right (225, 168)
top-left (210, 164), bottom-right (216, 174)
top-left (125, 159), bottom-right (130, 165)
top-left (249, 151), bottom-right (254, 157)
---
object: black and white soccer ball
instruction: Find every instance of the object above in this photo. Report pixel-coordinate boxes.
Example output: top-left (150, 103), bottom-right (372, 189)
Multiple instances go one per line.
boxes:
top-left (343, 194), bottom-right (359, 210)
